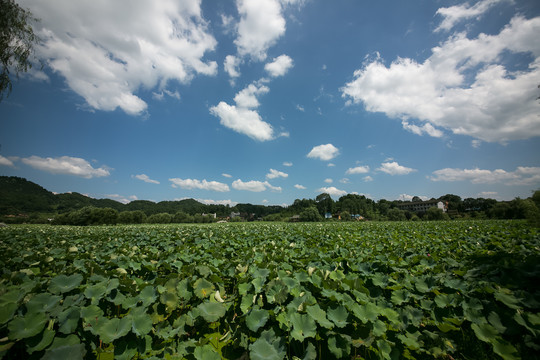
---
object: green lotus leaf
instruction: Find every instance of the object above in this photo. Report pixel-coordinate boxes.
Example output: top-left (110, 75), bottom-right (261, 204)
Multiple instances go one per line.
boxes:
top-left (96, 316), bottom-right (131, 343)
top-left (0, 302), bottom-right (18, 325)
top-left (0, 289), bottom-right (24, 305)
top-left (351, 302), bottom-right (379, 324)
top-left (160, 291), bottom-right (179, 311)
top-left (372, 319), bottom-right (387, 336)
top-left (376, 339), bottom-right (392, 360)
top-left (246, 306), bottom-right (269, 332)
top-left (58, 307), bottom-right (80, 334)
top-left (266, 280), bottom-right (288, 305)
top-left (249, 329), bottom-right (286, 360)
top-left (176, 278), bottom-right (192, 301)
top-left (415, 276), bottom-right (437, 293)
top-left (193, 278), bottom-right (215, 299)
top-left (138, 286), bottom-right (157, 308)
top-left (121, 296), bottom-right (139, 310)
top-left (471, 322), bottom-right (498, 343)
top-left (26, 329), bottom-right (55, 354)
top-left (303, 342), bottom-right (317, 360)
top-left (327, 305), bottom-right (348, 328)
top-left (42, 344), bottom-right (86, 360)
top-left (380, 307), bottom-right (400, 325)
top-left (193, 344), bottom-right (221, 360)
top-left (84, 283), bottom-right (107, 303)
top-left (25, 293), bottom-right (62, 314)
top-left (113, 337), bottom-right (139, 360)
top-left (196, 301), bottom-right (227, 323)
top-left (492, 338), bottom-right (520, 360)
top-left (80, 304), bottom-right (103, 321)
top-left (306, 304), bottom-right (333, 329)
top-left (494, 289), bottom-right (521, 310)
top-left (391, 289), bottom-right (409, 305)
top-left (130, 307), bottom-right (153, 337)
top-left (397, 331), bottom-right (422, 350)
top-left (8, 312), bottom-right (48, 340)
top-left (49, 274), bottom-right (84, 294)
top-left (290, 313), bottom-right (317, 341)
top-left (328, 335), bottom-right (351, 358)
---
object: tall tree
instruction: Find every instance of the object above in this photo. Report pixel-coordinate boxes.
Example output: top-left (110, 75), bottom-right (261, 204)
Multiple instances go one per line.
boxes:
top-left (0, 0), bottom-right (40, 101)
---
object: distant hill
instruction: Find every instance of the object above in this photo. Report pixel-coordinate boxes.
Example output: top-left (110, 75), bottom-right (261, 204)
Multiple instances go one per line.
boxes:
top-left (0, 176), bottom-right (212, 216)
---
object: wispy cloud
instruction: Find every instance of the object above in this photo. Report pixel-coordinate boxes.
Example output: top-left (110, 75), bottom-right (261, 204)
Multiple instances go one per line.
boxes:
top-left (133, 174), bottom-right (159, 184)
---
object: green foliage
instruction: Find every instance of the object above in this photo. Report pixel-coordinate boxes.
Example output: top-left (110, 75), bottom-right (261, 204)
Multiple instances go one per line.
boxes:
top-left (0, 220), bottom-right (539, 359)
top-left (299, 206), bottom-right (323, 222)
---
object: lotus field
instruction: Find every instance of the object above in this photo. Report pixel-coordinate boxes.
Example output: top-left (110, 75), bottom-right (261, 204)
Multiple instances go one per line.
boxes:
top-left (0, 221), bottom-right (539, 359)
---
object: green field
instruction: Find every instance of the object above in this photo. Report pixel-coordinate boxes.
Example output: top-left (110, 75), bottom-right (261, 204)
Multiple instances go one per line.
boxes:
top-left (0, 221), bottom-right (539, 359)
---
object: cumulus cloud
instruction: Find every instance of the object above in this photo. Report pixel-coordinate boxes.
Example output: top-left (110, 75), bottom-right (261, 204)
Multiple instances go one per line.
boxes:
top-left (133, 174), bottom-right (159, 184)
top-left (324, 178), bottom-right (333, 184)
top-left (307, 144), bottom-right (339, 161)
top-left (429, 166), bottom-right (540, 186)
top-left (377, 161), bottom-right (416, 175)
top-left (346, 165), bottom-right (370, 175)
top-left (266, 168), bottom-right (288, 179)
top-left (234, 0), bottom-right (286, 61)
top-left (210, 82), bottom-right (275, 141)
top-left (20, 0), bottom-right (218, 116)
top-left (265, 54), bottom-right (294, 77)
top-left (196, 198), bottom-right (238, 206)
top-left (224, 55), bottom-right (241, 78)
top-left (283, 161), bottom-right (293, 167)
top-left (435, 0), bottom-right (509, 32)
top-left (363, 176), bottom-right (374, 182)
top-left (210, 102), bottom-right (274, 141)
top-left (21, 155), bottom-right (110, 178)
top-left (317, 186), bottom-right (347, 197)
top-left (397, 194), bottom-right (428, 201)
top-left (232, 179), bottom-right (282, 192)
top-left (169, 178), bottom-right (230, 192)
top-left (106, 194), bottom-right (138, 204)
top-left (294, 184), bottom-right (306, 189)
top-left (341, 15), bottom-right (540, 143)
top-left (0, 155), bottom-right (15, 167)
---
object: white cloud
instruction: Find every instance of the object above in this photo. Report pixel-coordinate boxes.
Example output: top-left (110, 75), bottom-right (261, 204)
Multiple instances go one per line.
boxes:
top-left (341, 16), bottom-right (540, 143)
top-left (397, 194), bottom-right (428, 201)
top-left (234, 0), bottom-right (286, 61)
top-left (296, 104), bottom-right (305, 112)
top-left (471, 140), bottom-right (482, 148)
top-left (265, 54), bottom-right (294, 77)
top-left (283, 161), bottom-right (293, 167)
top-left (21, 0), bottom-right (218, 116)
top-left (169, 178), bottom-right (230, 192)
top-left (21, 155), bottom-right (110, 178)
top-left (324, 178), bottom-right (333, 184)
top-left (435, 0), bottom-right (509, 32)
top-left (222, 173), bottom-right (233, 178)
top-left (266, 168), bottom-right (288, 179)
top-left (294, 184), bottom-right (306, 189)
top-left (363, 176), bottom-right (374, 182)
top-left (133, 174), bottom-right (159, 184)
top-left (210, 82), bottom-right (276, 141)
top-left (0, 155), bottom-right (15, 167)
top-left (429, 166), bottom-right (540, 186)
top-left (307, 144), bottom-right (339, 161)
top-left (402, 121), bottom-right (443, 138)
top-left (106, 194), bottom-right (138, 204)
top-left (340, 178), bottom-right (350, 184)
top-left (232, 179), bottom-right (282, 192)
top-left (346, 165), bottom-right (370, 175)
top-left (478, 191), bottom-right (499, 199)
top-left (234, 84), bottom-right (270, 108)
top-left (378, 161), bottom-right (416, 175)
top-left (317, 186), bottom-right (347, 197)
top-left (196, 198), bottom-right (238, 206)
top-left (224, 55), bottom-right (241, 78)
top-left (210, 102), bottom-right (274, 141)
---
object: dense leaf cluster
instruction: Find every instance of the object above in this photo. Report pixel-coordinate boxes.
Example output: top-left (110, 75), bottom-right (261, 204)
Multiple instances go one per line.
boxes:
top-left (0, 221), bottom-right (538, 359)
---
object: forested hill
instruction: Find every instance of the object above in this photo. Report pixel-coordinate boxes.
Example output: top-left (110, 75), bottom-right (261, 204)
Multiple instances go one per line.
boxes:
top-left (0, 176), bottom-right (216, 216)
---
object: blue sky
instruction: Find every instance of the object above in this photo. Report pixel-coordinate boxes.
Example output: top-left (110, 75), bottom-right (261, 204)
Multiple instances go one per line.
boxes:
top-left (1, 0), bottom-right (539, 206)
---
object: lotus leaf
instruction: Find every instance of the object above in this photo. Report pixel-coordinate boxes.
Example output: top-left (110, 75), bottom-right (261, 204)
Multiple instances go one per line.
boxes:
top-left (8, 312), bottom-right (48, 339)
top-left (328, 335), bottom-right (351, 358)
top-left (160, 291), bottom-right (179, 311)
top-left (58, 307), bottom-right (80, 334)
top-left (25, 293), bottom-right (62, 314)
top-left (306, 304), bottom-right (333, 329)
top-left (492, 338), bottom-right (520, 360)
top-left (197, 301), bottom-right (227, 323)
top-left (42, 344), bottom-right (86, 360)
top-left (397, 331), bottom-right (422, 350)
top-left (0, 302), bottom-right (18, 325)
top-left (471, 322), bottom-right (498, 343)
top-left (26, 329), bottom-right (55, 354)
top-left (246, 306), bottom-right (269, 332)
top-left (376, 339), bottom-right (392, 360)
top-left (494, 289), bottom-right (521, 309)
top-left (327, 305), bottom-right (348, 328)
top-left (130, 307), bottom-right (153, 337)
top-left (138, 286), bottom-right (157, 308)
top-left (48, 274), bottom-right (83, 294)
top-left (96, 316), bottom-right (131, 343)
top-left (194, 278), bottom-right (215, 299)
top-left (391, 289), bottom-right (409, 305)
top-left (290, 313), bottom-right (317, 341)
top-left (84, 283), bottom-right (107, 303)
top-left (177, 278), bottom-right (192, 300)
top-left (193, 344), bottom-right (221, 360)
top-left (249, 329), bottom-right (285, 360)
